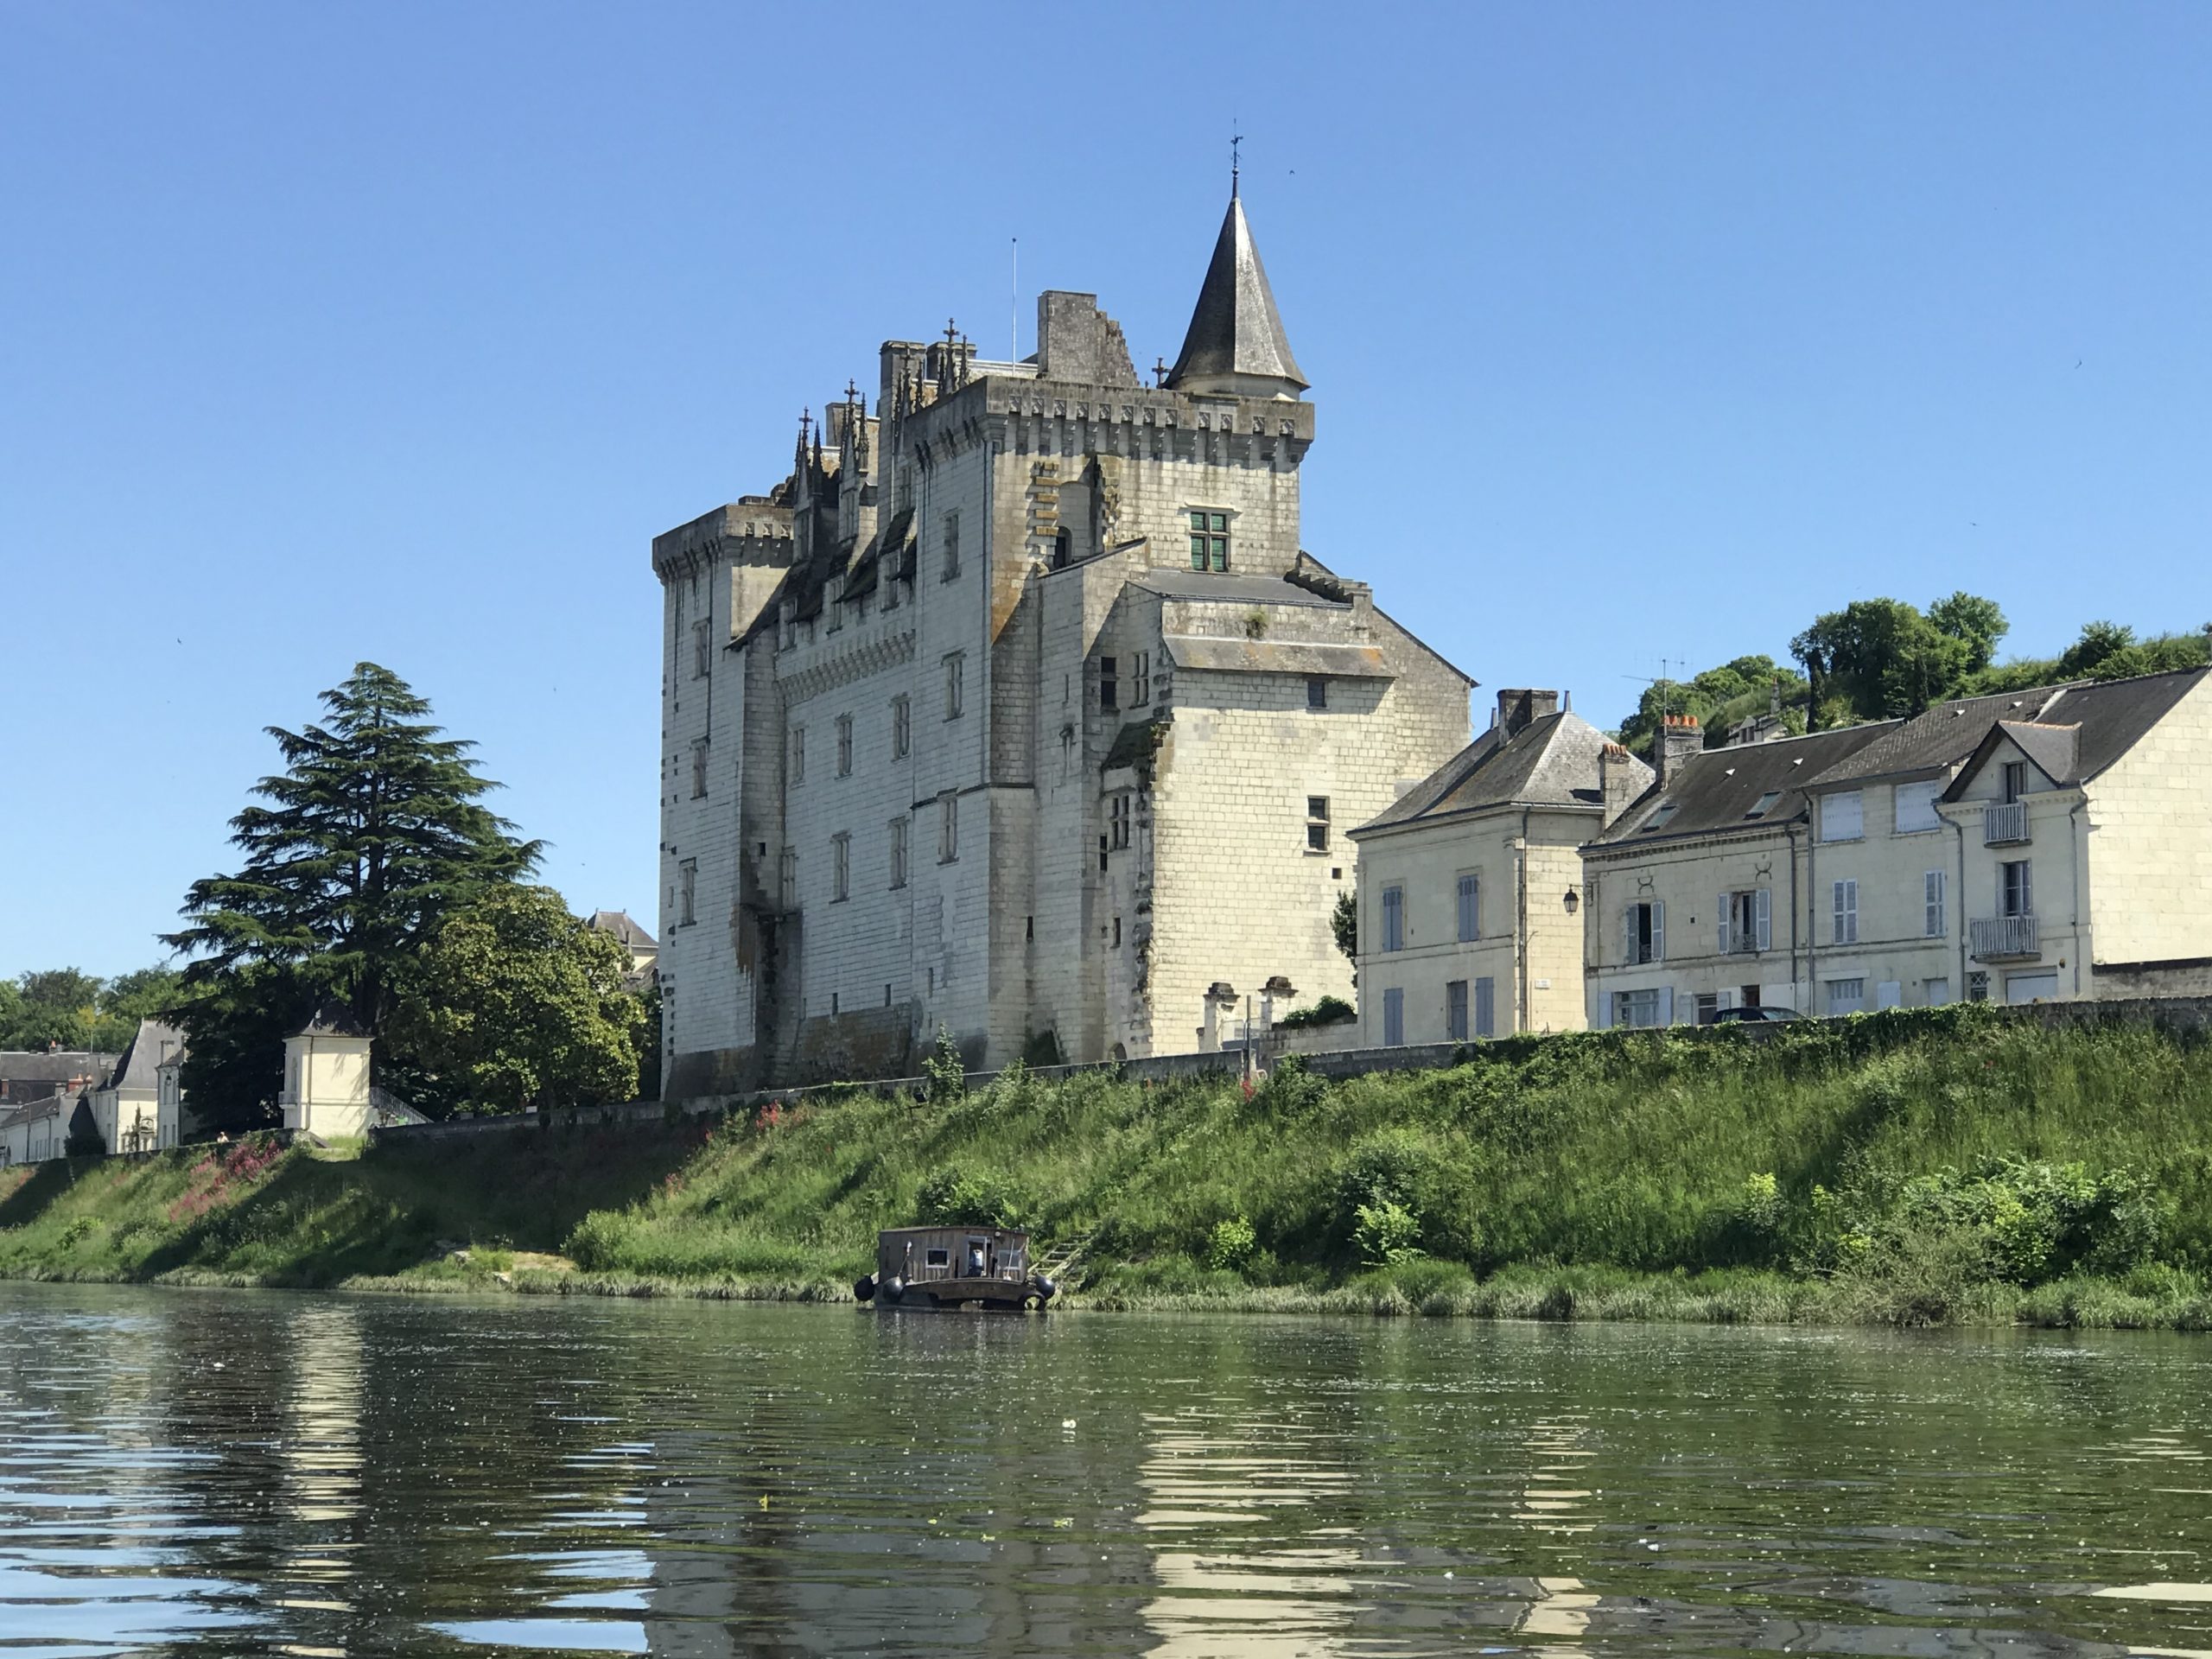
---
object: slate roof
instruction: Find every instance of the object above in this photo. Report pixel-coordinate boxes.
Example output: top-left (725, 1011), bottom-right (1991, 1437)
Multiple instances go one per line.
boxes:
top-left (1806, 685), bottom-right (2079, 785)
top-left (1166, 195), bottom-right (1307, 392)
top-left (1588, 721), bottom-right (1901, 851)
top-left (294, 1002), bottom-right (369, 1039)
top-left (1133, 570), bottom-right (1349, 609)
top-left (1937, 668), bottom-right (2207, 800)
top-left (1357, 712), bottom-right (1644, 836)
top-left (101, 1021), bottom-right (183, 1094)
top-left (590, 911), bottom-right (658, 952)
top-left (0, 1051), bottom-right (114, 1089)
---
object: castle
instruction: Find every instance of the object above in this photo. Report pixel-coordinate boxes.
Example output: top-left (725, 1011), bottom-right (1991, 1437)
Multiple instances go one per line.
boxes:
top-left (653, 190), bottom-right (1472, 1092)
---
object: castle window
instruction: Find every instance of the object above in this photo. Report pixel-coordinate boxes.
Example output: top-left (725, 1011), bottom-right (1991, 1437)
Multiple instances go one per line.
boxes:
top-left (1188, 509), bottom-right (1230, 572)
top-left (779, 847), bottom-right (796, 910)
top-left (892, 695), bottom-right (911, 759)
top-left (890, 817), bottom-right (908, 889)
top-left (1133, 652), bottom-right (1151, 704)
top-left (679, 859), bottom-right (697, 927)
top-left (1100, 657), bottom-right (1118, 711)
top-left (779, 600), bottom-right (797, 652)
top-left (690, 739), bottom-right (708, 800)
top-left (1109, 791), bottom-right (1132, 850)
top-left (1306, 677), bottom-right (1327, 710)
top-left (836, 715), bottom-right (853, 778)
top-left (830, 833), bottom-right (850, 903)
top-left (944, 652), bottom-right (965, 720)
top-left (1306, 796), bottom-right (1330, 853)
top-left (938, 791), bottom-right (958, 863)
top-left (824, 575), bottom-right (843, 633)
top-left (790, 726), bottom-right (805, 785)
top-left (693, 620), bottom-right (710, 678)
top-left (942, 512), bottom-right (961, 581)
top-left (1053, 526), bottom-right (1071, 569)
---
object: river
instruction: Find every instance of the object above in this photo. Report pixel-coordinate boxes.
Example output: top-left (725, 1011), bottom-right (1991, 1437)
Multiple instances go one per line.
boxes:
top-left (2, 1281), bottom-right (2209, 1656)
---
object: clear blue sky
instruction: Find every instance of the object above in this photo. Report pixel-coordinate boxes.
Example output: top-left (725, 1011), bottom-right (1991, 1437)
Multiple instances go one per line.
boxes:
top-left (5, 3), bottom-right (2209, 980)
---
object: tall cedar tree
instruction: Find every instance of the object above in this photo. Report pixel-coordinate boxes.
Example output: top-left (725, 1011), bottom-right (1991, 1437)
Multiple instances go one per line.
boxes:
top-left (165, 664), bottom-right (540, 1125)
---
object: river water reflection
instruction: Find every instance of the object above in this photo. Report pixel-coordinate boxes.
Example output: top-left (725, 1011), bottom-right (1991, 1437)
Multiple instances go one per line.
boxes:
top-left (3, 1281), bottom-right (2211, 1656)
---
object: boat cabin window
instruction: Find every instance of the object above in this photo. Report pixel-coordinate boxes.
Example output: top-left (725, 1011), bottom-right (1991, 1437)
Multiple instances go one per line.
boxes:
top-left (965, 1238), bottom-right (988, 1274)
top-left (925, 1249), bottom-right (949, 1268)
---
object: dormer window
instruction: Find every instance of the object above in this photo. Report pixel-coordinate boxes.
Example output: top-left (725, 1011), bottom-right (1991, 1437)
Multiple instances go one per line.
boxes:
top-left (1188, 510), bottom-right (1230, 572)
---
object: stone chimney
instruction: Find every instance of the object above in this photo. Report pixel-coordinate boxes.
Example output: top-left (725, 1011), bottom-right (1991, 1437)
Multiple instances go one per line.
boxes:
top-left (1657, 713), bottom-right (1703, 791)
top-left (1599, 742), bottom-right (1641, 829)
top-left (1497, 689), bottom-right (1560, 739)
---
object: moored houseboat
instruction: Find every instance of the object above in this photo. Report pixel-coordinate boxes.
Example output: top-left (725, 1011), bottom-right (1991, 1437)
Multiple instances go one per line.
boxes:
top-left (855, 1226), bottom-right (1056, 1311)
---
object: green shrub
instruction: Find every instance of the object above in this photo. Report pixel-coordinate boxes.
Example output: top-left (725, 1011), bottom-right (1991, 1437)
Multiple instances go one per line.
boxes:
top-left (1352, 1199), bottom-right (1425, 1268)
top-left (916, 1164), bottom-right (1025, 1228)
top-left (922, 1028), bottom-right (966, 1102)
top-left (1206, 1216), bottom-right (1257, 1273)
top-left (1277, 996), bottom-right (1355, 1031)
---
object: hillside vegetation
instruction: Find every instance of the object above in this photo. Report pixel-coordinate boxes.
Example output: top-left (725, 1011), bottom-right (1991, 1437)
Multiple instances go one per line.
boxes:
top-left (6, 1007), bottom-right (2212, 1327)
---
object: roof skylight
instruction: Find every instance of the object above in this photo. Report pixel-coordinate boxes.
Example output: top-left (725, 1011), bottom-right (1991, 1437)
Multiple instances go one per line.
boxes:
top-left (1745, 790), bottom-right (1783, 819)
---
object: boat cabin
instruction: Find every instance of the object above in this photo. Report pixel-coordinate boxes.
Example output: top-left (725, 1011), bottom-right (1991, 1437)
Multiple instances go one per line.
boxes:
top-left (862, 1225), bottom-right (1049, 1310)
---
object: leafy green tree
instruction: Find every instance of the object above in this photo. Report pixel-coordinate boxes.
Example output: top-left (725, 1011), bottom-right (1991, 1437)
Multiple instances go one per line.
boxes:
top-left (0, 969), bottom-right (100, 1051)
top-left (387, 887), bottom-right (643, 1115)
top-left (165, 663), bottom-right (541, 1125)
top-left (1618, 656), bottom-right (1807, 756)
top-left (1792, 595), bottom-right (2003, 724)
top-left (87, 965), bottom-right (183, 1052)
top-left (1331, 890), bottom-right (1357, 963)
top-left (1927, 591), bottom-right (2009, 674)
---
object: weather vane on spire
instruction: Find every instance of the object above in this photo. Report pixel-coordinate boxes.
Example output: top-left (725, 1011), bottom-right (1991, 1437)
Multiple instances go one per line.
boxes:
top-left (1230, 125), bottom-right (1241, 199)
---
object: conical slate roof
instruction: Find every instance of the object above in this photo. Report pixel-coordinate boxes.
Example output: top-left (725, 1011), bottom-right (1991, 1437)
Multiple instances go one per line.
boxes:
top-left (1166, 195), bottom-right (1307, 394)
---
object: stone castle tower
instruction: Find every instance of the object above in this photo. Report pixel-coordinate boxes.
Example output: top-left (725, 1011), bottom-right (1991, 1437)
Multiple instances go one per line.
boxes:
top-left (653, 192), bottom-right (1472, 1093)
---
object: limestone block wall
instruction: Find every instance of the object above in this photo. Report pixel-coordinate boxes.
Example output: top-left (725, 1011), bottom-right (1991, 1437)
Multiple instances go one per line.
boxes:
top-left (1942, 741), bottom-right (2091, 1001)
top-left (1147, 668), bottom-right (1397, 1057)
top-left (2084, 676), bottom-right (2212, 969)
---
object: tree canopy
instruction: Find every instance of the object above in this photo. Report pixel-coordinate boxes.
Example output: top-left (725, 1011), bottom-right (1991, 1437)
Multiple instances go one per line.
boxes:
top-left (164, 663), bottom-right (542, 1125)
top-left (0, 966), bottom-right (181, 1053)
top-left (387, 886), bottom-right (644, 1114)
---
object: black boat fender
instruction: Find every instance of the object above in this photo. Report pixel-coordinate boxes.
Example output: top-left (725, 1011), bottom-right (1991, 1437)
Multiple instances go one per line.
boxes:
top-left (1031, 1274), bottom-right (1057, 1303)
top-left (881, 1275), bottom-right (905, 1305)
top-left (853, 1275), bottom-right (876, 1302)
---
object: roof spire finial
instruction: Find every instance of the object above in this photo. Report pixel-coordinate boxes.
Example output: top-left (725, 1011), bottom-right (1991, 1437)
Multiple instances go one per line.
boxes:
top-left (1230, 124), bottom-right (1241, 200)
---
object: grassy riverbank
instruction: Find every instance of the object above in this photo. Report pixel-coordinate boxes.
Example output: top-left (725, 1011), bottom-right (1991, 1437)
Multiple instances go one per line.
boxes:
top-left (6, 1007), bottom-right (2212, 1327)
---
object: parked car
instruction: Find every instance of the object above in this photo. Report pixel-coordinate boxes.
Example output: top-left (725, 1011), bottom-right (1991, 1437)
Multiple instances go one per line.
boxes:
top-left (1703, 1004), bottom-right (1807, 1026)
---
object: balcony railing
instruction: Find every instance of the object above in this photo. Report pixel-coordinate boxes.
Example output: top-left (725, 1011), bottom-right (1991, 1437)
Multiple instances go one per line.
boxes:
top-left (1983, 801), bottom-right (2030, 845)
top-left (1970, 913), bottom-right (2039, 960)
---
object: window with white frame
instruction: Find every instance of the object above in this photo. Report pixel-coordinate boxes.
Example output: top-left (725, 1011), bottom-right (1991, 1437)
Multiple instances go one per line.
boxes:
top-left (836, 715), bottom-right (853, 778)
top-left (1826, 977), bottom-right (1866, 1016)
top-left (1613, 988), bottom-right (1663, 1028)
top-left (1624, 900), bottom-right (1663, 964)
top-left (938, 791), bottom-right (958, 863)
top-left (679, 859), bottom-right (697, 926)
top-left (944, 653), bottom-right (964, 720)
top-left (1381, 884), bottom-right (1404, 952)
top-left (1719, 888), bottom-right (1770, 954)
top-left (1306, 797), bottom-right (1330, 852)
top-left (2000, 858), bottom-right (2032, 917)
top-left (1967, 970), bottom-right (1991, 1002)
top-left (888, 817), bottom-right (908, 889)
top-left (1832, 879), bottom-right (1859, 944)
top-left (789, 726), bottom-right (804, 785)
top-left (1895, 779), bottom-right (1942, 834)
top-left (892, 695), bottom-right (910, 760)
top-left (941, 511), bottom-right (961, 580)
top-left (690, 739), bottom-right (708, 799)
top-left (830, 832), bottom-right (850, 902)
top-left (1923, 869), bottom-right (1948, 937)
top-left (1456, 874), bottom-right (1480, 943)
top-left (2001, 760), bottom-right (2027, 804)
top-left (1821, 790), bottom-right (1865, 842)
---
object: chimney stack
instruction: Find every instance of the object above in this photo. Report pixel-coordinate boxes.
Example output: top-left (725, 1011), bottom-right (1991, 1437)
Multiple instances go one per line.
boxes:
top-left (1657, 712), bottom-right (1702, 791)
top-left (1599, 742), bottom-right (1642, 829)
top-left (1497, 689), bottom-right (1560, 739)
